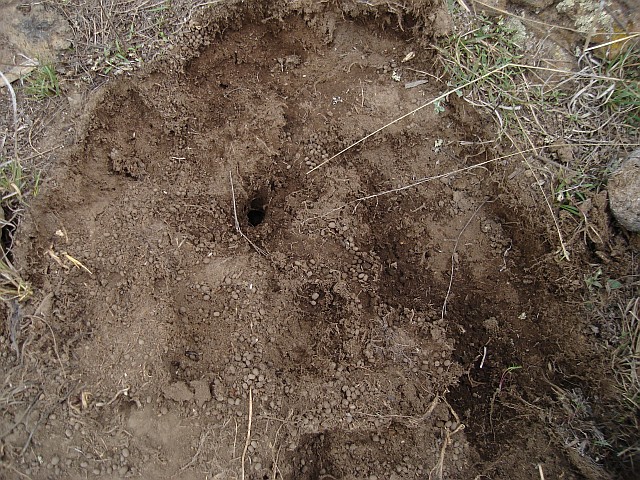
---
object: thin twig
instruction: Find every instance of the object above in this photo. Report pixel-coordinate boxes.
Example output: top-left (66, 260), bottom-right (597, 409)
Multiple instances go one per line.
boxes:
top-left (95, 386), bottom-right (130, 407)
top-left (538, 463), bottom-right (545, 480)
top-left (269, 410), bottom-right (292, 480)
top-left (0, 392), bottom-right (40, 439)
top-left (353, 394), bottom-right (441, 426)
top-left (37, 316), bottom-right (66, 378)
top-left (241, 388), bottom-right (253, 480)
top-left (180, 429), bottom-right (210, 471)
top-left (21, 383), bottom-right (76, 456)
top-left (442, 201), bottom-right (488, 320)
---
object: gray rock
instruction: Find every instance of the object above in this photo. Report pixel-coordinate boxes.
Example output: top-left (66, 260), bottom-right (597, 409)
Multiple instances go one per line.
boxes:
top-left (609, 149), bottom-right (640, 231)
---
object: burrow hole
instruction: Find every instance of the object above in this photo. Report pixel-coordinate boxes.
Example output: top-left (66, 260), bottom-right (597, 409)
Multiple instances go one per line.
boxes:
top-left (247, 196), bottom-right (266, 227)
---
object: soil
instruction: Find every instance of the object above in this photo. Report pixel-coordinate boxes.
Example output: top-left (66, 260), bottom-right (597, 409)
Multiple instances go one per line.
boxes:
top-left (1, 1), bottom-right (636, 480)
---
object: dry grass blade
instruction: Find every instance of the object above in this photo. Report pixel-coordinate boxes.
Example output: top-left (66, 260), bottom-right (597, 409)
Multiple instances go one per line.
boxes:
top-left (180, 429), bottom-right (210, 472)
top-left (0, 70), bottom-right (18, 160)
top-left (506, 129), bottom-right (570, 260)
top-left (241, 388), bottom-right (253, 480)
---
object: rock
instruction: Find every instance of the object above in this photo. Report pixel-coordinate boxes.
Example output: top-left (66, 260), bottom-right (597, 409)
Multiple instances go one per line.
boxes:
top-left (609, 149), bottom-right (640, 231)
top-left (556, 0), bottom-right (613, 33)
top-left (0, 3), bottom-right (71, 87)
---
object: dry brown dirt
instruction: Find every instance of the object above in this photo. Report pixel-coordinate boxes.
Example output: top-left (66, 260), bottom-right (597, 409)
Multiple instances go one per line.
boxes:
top-left (1, 1), bottom-right (635, 480)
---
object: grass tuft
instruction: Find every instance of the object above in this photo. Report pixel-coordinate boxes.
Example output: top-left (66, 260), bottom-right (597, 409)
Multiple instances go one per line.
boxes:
top-left (434, 15), bottom-right (527, 135)
top-left (24, 62), bottom-right (61, 100)
top-left (610, 298), bottom-right (640, 464)
top-left (604, 47), bottom-right (640, 128)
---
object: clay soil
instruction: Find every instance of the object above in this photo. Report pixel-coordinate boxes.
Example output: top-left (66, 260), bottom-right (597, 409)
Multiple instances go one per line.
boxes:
top-left (1, 1), bottom-right (635, 480)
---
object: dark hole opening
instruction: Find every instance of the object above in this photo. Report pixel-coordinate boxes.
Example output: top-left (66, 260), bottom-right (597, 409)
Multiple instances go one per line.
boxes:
top-left (247, 195), bottom-right (266, 227)
top-left (1, 206), bottom-right (16, 263)
top-left (248, 208), bottom-right (265, 226)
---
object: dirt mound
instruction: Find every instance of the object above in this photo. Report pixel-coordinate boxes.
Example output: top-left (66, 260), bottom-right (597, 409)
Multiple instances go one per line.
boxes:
top-left (1, 1), bottom-right (621, 479)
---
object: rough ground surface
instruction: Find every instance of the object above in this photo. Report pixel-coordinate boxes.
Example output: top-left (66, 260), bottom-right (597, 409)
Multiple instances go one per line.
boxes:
top-left (0, 1), bottom-right (636, 480)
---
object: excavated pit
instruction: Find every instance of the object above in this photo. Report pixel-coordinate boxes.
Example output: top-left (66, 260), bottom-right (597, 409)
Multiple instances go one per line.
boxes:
top-left (8, 3), bottom-right (601, 479)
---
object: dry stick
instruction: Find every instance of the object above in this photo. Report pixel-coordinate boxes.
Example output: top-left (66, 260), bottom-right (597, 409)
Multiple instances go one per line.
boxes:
top-left (306, 60), bottom-right (633, 257)
top-left (241, 388), bottom-right (253, 480)
top-left (0, 393), bottom-right (40, 439)
top-left (98, 0), bottom-right (126, 51)
top-left (269, 412), bottom-right (292, 480)
top-left (455, 0), bottom-right (471, 13)
top-left (0, 70), bottom-right (19, 161)
top-left (229, 172), bottom-right (268, 257)
top-left (479, 345), bottom-right (488, 369)
top-left (95, 386), bottom-right (130, 407)
top-left (582, 0), bottom-right (606, 53)
top-left (353, 393), bottom-right (441, 426)
top-left (22, 383), bottom-right (76, 456)
top-left (441, 201), bottom-right (487, 320)
top-left (538, 463), bottom-right (545, 480)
